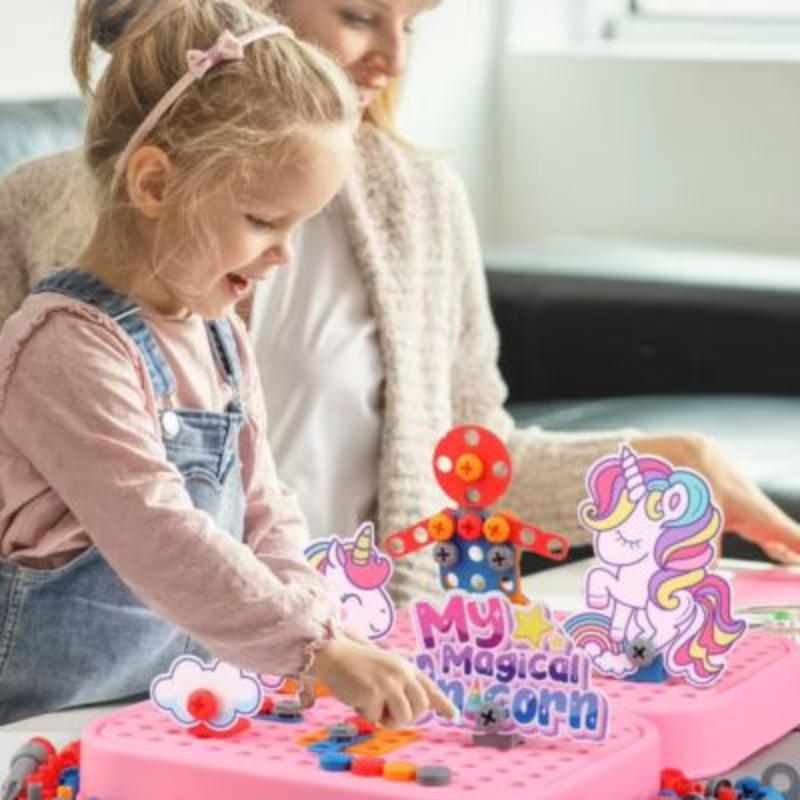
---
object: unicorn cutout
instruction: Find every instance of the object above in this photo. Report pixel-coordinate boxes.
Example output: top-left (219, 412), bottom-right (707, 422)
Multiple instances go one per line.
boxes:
top-left (565, 446), bottom-right (746, 687)
top-left (305, 521), bottom-right (395, 641)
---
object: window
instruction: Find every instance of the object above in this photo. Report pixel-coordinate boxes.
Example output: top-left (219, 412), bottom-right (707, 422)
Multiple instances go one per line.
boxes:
top-left (615, 0), bottom-right (800, 45)
top-left (507, 0), bottom-right (800, 51)
top-left (633, 0), bottom-right (800, 19)
top-left (506, 0), bottom-right (625, 51)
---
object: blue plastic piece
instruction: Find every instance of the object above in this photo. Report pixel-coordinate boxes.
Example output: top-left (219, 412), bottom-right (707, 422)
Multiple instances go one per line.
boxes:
top-left (626, 654), bottom-right (669, 684)
top-left (736, 776), bottom-right (764, 797)
top-left (438, 511), bottom-right (519, 596)
top-left (319, 752), bottom-right (353, 772)
top-left (59, 767), bottom-right (80, 794)
top-left (308, 734), bottom-right (371, 755)
top-left (256, 712), bottom-right (304, 724)
top-left (757, 787), bottom-right (785, 800)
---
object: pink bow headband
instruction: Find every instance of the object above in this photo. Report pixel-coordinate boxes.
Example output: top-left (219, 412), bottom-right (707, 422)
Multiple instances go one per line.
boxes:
top-left (114, 24), bottom-right (294, 177)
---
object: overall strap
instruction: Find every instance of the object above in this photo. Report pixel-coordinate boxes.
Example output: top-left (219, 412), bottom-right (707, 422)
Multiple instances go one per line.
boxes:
top-left (31, 268), bottom-right (177, 399)
top-left (206, 319), bottom-right (243, 397)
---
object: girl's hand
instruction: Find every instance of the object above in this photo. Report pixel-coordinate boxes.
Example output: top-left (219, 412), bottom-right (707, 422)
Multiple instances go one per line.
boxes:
top-left (309, 638), bottom-right (455, 728)
top-left (631, 433), bottom-right (800, 564)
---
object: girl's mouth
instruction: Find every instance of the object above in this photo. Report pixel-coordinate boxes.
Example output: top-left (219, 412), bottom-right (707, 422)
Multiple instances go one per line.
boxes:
top-left (227, 273), bottom-right (250, 298)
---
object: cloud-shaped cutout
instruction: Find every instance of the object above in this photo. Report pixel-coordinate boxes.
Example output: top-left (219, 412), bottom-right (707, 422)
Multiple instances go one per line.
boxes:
top-left (151, 656), bottom-right (263, 731)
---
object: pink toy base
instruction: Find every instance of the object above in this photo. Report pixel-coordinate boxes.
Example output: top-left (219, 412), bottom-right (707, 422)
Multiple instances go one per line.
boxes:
top-left (80, 701), bottom-right (660, 800)
top-left (387, 612), bottom-right (800, 779)
top-left (596, 632), bottom-right (800, 778)
top-left (731, 567), bottom-right (800, 609)
top-left (80, 610), bottom-right (800, 797)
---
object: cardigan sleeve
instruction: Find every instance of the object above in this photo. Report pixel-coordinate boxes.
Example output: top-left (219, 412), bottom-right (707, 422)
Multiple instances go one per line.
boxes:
top-left (0, 150), bottom-right (97, 326)
top-left (443, 166), bottom-right (632, 546)
top-left (0, 166), bottom-right (36, 325)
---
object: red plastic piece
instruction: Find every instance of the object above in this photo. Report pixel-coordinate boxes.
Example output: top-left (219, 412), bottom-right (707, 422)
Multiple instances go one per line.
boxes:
top-left (674, 777), bottom-right (696, 795)
top-left (384, 510), bottom-right (456, 559)
top-left (457, 513), bottom-right (483, 540)
top-left (346, 715), bottom-right (376, 735)
top-left (434, 426), bottom-right (511, 508)
top-left (259, 696), bottom-right (275, 715)
top-left (504, 515), bottom-right (565, 560)
top-left (187, 689), bottom-right (220, 722)
top-left (718, 787), bottom-right (738, 800)
top-left (188, 718), bottom-right (250, 739)
top-left (59, 741), bottom-right (80, 768)
top-left (661, 767), bottom-right (685, 790)
top-left (31, 737), bottom-right (57, 758)
top-left (351, 756), bottom-right (386, 777)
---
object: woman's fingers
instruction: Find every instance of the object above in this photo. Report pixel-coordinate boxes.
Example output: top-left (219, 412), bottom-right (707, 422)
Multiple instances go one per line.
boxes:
top-left (763, 541), bottom-right (800, 566)
top-left (632, 433), bottom-right (800, 557)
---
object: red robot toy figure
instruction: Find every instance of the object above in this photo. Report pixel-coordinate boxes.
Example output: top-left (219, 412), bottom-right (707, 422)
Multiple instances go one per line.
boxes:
top-left (383, 425), bottom-right (570, 604)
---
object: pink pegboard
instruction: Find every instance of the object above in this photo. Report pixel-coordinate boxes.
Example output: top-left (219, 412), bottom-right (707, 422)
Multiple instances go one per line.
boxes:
top-left (596, 632), bottom-right (800, 778)
top-left (386, 610), bottom-right (800, 779)
top-left (80, 697), bottom-right (660, 800)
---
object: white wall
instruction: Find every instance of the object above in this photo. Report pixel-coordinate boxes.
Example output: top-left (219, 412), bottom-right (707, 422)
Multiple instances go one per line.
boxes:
top-left (398, 0), bottom-right (501, 234)
top-left (0, 0), bottom-right (76, 100)
top-left (495, 50), bottom-right (800, 255)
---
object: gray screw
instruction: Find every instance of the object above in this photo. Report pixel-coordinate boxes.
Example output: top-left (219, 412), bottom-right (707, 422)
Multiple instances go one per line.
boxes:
top-left (624, 637), bottom-right (657, 667)
top-left (433, 542), bottom-right (459, 567)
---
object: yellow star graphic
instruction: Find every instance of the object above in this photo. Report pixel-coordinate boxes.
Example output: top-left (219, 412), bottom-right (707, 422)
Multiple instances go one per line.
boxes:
top-left (512, 605), bottom-right (553, 649)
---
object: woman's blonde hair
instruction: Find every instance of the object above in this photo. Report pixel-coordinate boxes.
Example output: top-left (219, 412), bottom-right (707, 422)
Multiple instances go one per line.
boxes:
top-left (72, 0), bottom-right (358, 268)
top-left (364, 81), bottom-right (402, 136)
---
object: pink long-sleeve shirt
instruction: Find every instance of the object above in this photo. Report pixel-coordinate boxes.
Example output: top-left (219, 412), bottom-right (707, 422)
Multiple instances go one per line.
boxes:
top-left (0, 292), bottom-right (338, 676)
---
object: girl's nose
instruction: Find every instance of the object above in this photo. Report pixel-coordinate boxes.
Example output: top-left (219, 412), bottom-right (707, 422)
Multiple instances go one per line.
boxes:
top-left (265, 239), bottom-right (293, 266)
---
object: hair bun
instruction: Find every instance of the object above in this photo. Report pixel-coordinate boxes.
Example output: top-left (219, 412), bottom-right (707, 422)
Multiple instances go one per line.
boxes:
top-left (90, 0), bottom-right (138, 49)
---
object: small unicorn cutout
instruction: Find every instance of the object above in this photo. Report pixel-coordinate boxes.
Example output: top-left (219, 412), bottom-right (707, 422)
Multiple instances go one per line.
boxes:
top-left (305, 521), bottom-right (396, 641)
top-left (566, 446), bottom-right (746, 687)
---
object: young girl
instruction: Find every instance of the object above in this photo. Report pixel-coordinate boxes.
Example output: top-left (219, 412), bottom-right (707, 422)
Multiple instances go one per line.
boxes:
top-left (0, 0), bottom-right (451, 726)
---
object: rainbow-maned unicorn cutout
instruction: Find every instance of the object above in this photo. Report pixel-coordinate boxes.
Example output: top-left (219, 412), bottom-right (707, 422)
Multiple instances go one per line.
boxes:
top-left (305, 521), bottom-right (395, 641)
top-left (565, 446), bottom-right (746, 687)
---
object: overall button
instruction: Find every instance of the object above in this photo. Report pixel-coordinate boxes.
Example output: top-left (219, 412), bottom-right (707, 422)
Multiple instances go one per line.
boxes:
top-left (161, 411), bottom-right (182, 439)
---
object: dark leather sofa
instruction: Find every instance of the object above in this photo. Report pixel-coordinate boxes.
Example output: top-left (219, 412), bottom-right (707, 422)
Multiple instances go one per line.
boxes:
top-left (2, 98), bottom-right (798, 566)
top-left (489, 261), bottom-right (800, 566)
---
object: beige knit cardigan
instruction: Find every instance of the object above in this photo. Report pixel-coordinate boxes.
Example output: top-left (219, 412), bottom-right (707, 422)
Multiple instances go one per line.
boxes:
top-left (0, 124), bottom-right (627, 604)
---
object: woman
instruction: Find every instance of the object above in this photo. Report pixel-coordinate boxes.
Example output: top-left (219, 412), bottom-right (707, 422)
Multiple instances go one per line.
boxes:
top-left (0, 0), bottom-right (797, 604)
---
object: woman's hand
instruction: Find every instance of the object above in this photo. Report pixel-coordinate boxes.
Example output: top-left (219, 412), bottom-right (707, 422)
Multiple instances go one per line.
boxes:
top-left (631, 433), bottom-right (800, 564)
top-left (309, 638), bottom-right (455, 728)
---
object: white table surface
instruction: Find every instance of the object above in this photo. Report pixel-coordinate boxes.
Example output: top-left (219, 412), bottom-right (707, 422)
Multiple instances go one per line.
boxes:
top-left (1, 558), bottom-right (798, 782)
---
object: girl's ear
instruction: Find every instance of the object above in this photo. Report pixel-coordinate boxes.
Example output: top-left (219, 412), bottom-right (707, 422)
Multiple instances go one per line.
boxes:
top-left (661, 485), bottom-right (690, 522)
top-left (125, 146), bottom-right (174, 219)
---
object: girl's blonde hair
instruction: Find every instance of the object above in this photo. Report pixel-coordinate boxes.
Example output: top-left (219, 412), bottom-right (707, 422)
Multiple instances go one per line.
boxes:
top-left (72, 0), bottom-right (358, 268)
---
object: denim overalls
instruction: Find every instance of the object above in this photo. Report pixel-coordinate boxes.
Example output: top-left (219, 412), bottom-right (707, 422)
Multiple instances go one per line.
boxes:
top-left (0, 269), bottom-right (246, 723)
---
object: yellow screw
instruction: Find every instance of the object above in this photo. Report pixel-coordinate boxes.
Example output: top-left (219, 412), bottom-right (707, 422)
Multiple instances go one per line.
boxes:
top-left (483, 515), bottom-right (511, 543)
top-left (428, 513), bottom-right (455, 541)
top-left (455, 453), bottom-right (484, 482)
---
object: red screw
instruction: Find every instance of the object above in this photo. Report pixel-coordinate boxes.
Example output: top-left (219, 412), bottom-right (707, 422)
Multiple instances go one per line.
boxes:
top-left (187, 689), bottom-right (220, 722)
